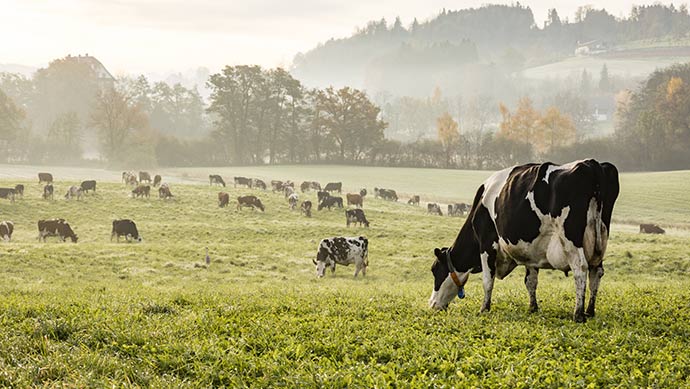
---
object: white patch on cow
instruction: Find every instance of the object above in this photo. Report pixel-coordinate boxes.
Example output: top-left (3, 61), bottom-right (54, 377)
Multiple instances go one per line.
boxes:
top-left (480, 252), bottom-right (494, 310)
top-left (480, 167), bottom-right (513, 221)
top-left (429, 270), bottom-right (470, 310)
top-left (542, 159), bottom-right (584, 184)
top-left (315, 237), bottom-right (368, 278)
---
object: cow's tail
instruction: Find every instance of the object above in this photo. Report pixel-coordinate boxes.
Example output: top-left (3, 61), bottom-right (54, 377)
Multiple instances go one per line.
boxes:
top-left (591, 160), bottom-right (606, 258)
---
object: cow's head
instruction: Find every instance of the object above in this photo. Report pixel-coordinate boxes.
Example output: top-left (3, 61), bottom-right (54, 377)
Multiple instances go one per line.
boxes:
top-left (255, 199), bottom-right (265, 212)
top-left (429, 247), bottom-right (469, 310)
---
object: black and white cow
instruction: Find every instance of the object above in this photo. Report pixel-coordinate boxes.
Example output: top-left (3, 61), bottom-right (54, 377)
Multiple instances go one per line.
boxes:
top-left (209, 175), bottom-right (226, 187)
top-left (0, 188), bottom-right (15, 202)
top-left (429, 160), bottom-right (619, 323)
top-left (0, 221), bottom-right (14, 241)
top-left (427, 203), bottom-right (443, 216)
top-left (313, 236), bottom-right (369, 277)
top-left (346, 209), bottom-right (370, 228)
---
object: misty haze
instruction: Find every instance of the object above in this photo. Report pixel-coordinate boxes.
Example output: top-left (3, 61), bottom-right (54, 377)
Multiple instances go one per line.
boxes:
top-left (0, 1), bottom-right (689, 387)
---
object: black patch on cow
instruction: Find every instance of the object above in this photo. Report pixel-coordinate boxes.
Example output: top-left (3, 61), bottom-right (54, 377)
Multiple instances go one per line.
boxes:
top-left (494, 164), bottom-right (542, 246)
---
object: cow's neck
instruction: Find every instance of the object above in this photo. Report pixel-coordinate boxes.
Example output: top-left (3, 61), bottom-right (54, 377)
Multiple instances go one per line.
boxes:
top-left (448, 217), bottom-right (481, 273)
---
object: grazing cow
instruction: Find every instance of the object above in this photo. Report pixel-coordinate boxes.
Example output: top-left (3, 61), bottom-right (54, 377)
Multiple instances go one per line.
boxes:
top-left (139, 171), bottom-right (152, 183)
top-left (317, 191), bottom-right (330, 203)
top-left (360, 188), bottom-right (367, 197)
top-left (38, 172), bottom-right (53, 184)
top-left (218, 192), bottom-right (230, 207)
top-left (313, 236), bottom-right (368, 277)
top-left (301, 200), bottom-right (312, 217)
top-left (324, 182), bottom-right (342, 193)
top-left (234, 176), bottom-right (252, 188)
top-left (288, 193), bottom-right (299, 210)
top-left (346, 209), bottom-right (370, 228)
top-left (132, 185), bottom-right (151, 198)
top-left (158, 184), bottom-right (173, 199)
top-left (37, 219), bottom-right (78, 243)
top-left (111, 219), bottom-right (142, 242)
top-left (639, 223), bottom-right (665, 234)
top-left (125, 173), bottom-right (138, 186)
top-left (237, 195), bottom-right (265, 212)
top-left (300, 181), bottom-right (311, 193)
top-left (310, 182), bottom-right (322, 191)
top-left (43, 184), bottom-right (54, 200)
top-left (428, 160), bottom-right (620, 323)
top-left (64, 186), bottom-right (83, 200)
top-left (448, 203), bottom-right (469, 217)
top-left (14, 184), bottom-right (24, 198)
top-left (209, 175), bottom-right (226, 187)
top-left (284, 186), bottom-right (295, 198)
top-left (271, 180), bottom-right (284, 192)
top-left (427, 203), bottom-right (443, 216)
top-left (375, 188), bottom-right (398, 201)
top-left (346, 193), bottom-right (363, 208)
top-left (408, 195), bottom-right (420, 206)
top-left (0, 221), bottom-right (14, 241)
top-left (318, 196), bottom-right (343, 211)
top-left (0, 188), bottom-right (15, 202)
top-left (80, 180), bottom-right (97, 193)
top-left (153, 175), bottom-right (162, 187)
top-left (253, 179), bottom-right (267, 190)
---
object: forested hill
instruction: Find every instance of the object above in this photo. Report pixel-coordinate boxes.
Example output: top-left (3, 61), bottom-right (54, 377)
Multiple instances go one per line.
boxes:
top-left (291, 3), bottom-right (690, 96)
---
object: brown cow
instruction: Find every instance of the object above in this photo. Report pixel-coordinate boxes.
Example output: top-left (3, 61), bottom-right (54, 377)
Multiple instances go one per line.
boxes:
top-left (237, 195), bottom-right (265, 212)
top-left (346, 193), bottom-right (363, 208)
top-left (218, 192), bottom-right (230, 207)
top-left (301, 200), bottom-right (312, 217)
top-left (139, 171), bottom-right (152, 183)
top-left (407, 195), bottom-right (420, 206)
top-left (639, 223), bottom-right (665, 234)
top-left (158, 184), bottom-right (173, 199)
top-left (38, 172), bottom-right (53, 184)
top-left (132, 185), bottom-right (150, 198)
top-left (153, 175), bottom-right (162, 187)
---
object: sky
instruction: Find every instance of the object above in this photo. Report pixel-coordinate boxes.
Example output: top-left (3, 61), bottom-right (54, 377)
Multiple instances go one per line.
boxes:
top-left (0, 0), bottom-right (648, 76)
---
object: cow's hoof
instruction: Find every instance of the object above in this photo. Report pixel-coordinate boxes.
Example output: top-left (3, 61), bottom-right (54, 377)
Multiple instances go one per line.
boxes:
top-left (528, 304), bottom-right (539, 313)
top-left (574, 312), bottom-right (587, 323)
top-left (585, 307), bottom-right (595, 317)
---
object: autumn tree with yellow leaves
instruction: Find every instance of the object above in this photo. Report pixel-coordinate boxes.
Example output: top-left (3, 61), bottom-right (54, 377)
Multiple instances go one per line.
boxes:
top-left (436, 111), bottom-right (460, 167)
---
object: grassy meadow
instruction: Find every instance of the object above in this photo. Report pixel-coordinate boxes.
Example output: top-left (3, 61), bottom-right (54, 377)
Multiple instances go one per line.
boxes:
top-left (0, 167), bottom-right (688, 386)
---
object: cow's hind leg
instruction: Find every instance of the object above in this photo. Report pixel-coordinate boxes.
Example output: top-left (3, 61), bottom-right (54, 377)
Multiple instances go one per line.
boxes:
top-left (525, 267), bottom-right (539, 313)
top-left (585, 265), bottom-right (604, 317)
top-left (572, 248), bottom-right (589, 323)
top-left (479, 251), bottom-right (496, 313)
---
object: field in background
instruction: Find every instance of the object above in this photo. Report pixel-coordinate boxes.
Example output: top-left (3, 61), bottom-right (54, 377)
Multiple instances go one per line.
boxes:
top-left (2, 164), bottom-right (690, 229)
top-left (0, 171), bottom-right (688, 385)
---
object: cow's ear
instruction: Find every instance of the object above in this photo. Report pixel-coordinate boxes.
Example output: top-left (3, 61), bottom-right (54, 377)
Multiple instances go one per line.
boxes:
top-left (434, 248), bottom-right (442, 258)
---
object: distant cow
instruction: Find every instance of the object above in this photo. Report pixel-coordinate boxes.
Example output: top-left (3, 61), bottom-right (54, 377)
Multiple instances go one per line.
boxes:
top-left (111, 219), bottom-right (142, 242)
top-left (284, 186), bottom-right (295, 198)
top-left (80, 180), bottom-right (96, 193)
top-left (375, 188), bottom-right (398, 201)
top-left (317, 191), bottom-right (330, 203)
top-left (271, 180), bottom-right (284, 192)
top-left (408, 195), bottom-right (420, 206)
top-left (234, 177), bottom-right (252, 188)
top-left (300, 181), bottom-right (311, 192)
top-left (43, 184), bottom-right (54, 200)
top-left (346, 193), bottom-right (363, 208)
top-left (360, 188), bottom-right (367, 197)
top-left (124, 173), bottom-right (138, 186)
top-left (209, 175), bottom-right (226, 187)
top-left (324, 182), bottom-right (342, 193)
top-left (237, 195), bottom-right (265, 212)
top-left (153, 175), bottom-right (162, 187)
top-left (14, 184), bottom-right (24, 198)
top-left (38, 219), bottom-right (78, 243)
top-left (253, 179), bottom-right (267, 190)
top-left (427, 203), bottom-right (443, 216)
top-left (313, 236), bottom-right (368, 277)
top-left (288, 193), bottom-right (299, 210)
top-left (38, 172), bottom-right (53, 184)
top-left (64, 186), bottom-right (83, 200)
top-left (640, 223), bottom-right (665, 234)
top-left (0, 221), bottom-right (14, 241)
top-left (132, 185), bottom-right (151, 198)
top-left (0, 188), bottom-right (15, 202)
top-left (139, 171), bottom-right (152, 183)
top-left (318, 196), bottom-right (343, 211)
top-left (346, 209), bottom-right (370, 228)
top-left (218, 192), bottom-right (230, 207)
top-left (301, 200), bottom-right (312, 217)
top-left (158, 184), bottom-right (173, 199)
top-left (448, 203), bottom-right (469, 217)
top-left (310, 182), bottom-right (322, 191)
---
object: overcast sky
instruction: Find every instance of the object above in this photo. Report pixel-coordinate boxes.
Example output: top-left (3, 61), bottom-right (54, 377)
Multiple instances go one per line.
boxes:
top-left (0, 1), bottom-right (650, 75)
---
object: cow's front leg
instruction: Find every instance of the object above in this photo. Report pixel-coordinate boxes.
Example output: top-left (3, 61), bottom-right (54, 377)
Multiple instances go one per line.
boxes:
top-left (524, 267), bottom-right (539, 313)
top-left (572, 249), bottom-right (589, 323)
top-left (480, 251), bottom-right (495, 313)
top-left (586, 265), bottom-right (604, 317)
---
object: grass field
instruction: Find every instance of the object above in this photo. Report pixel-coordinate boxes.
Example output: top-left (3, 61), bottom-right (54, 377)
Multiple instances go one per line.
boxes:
top-left (0, 166), bottom-right (689, 386)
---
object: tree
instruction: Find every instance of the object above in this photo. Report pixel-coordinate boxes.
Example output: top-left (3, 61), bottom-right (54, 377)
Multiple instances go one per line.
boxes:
top-left (0, 88), bottom-right (25, 150)
top-left (538, 107), bottom-right (577, 153)
top-left (91, 87), bottom-right (149, 164)
top-left (499, 96), bottom-right (540, 145)
top-left (599, 64), bottom-right (611, 92)
top-left (47, 111), bottom-right (82, 160)
top-left (436, 112), bottom-right (460, 167)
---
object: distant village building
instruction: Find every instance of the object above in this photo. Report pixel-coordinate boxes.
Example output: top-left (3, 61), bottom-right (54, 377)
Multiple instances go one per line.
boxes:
top-left (575, 40), bottom-right (609, 56)
top-left (65, 54), bottom-right (115, 88)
